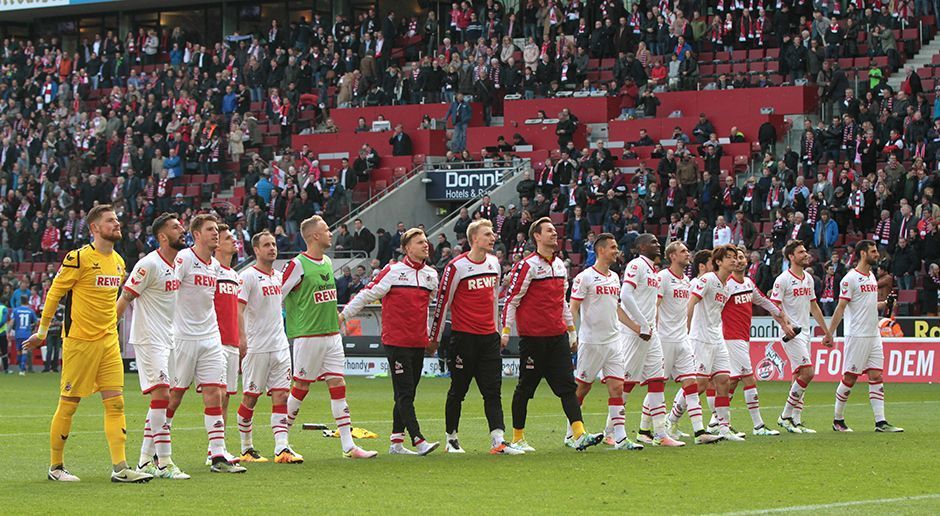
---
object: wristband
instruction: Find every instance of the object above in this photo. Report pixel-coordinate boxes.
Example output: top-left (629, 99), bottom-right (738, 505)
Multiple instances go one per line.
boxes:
top-left (501, 327), bottom-right (511, 336)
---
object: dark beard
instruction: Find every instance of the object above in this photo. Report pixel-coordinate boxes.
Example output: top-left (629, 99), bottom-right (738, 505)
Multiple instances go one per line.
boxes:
top-left (170, 238), bottom-right (187, 251)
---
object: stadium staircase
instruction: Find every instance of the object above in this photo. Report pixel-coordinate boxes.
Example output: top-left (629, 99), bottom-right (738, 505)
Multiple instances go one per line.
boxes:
top-left (886, 31), bottom-right (940, 92)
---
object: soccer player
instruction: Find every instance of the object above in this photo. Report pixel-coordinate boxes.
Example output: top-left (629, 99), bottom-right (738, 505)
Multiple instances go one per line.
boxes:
top-left (116, 212), bottom-right (190, 479)
top-left (771, 240), bottom-right (834, 434)
top-left (341, 226), bottom-right (439, 455)
top-left (166, 214), bottom-right (245, 473)
top-left (212, 223), bottom-right (241, 461)
top-left (23, 205), bottom-right (152, 482)
top-left (659, 243), bottom-right (722, 445)
top-left (285, 216), bottom-right (377, 459)
top-left (13, 297), bottom-right (37, 375)
top-left (569, 233), bottom-right (643, 451)
top-left (720, 246), bottom-right (789, 436)
top-left (430, 219), bottom-right (522, 455)
top-left (618, 234), bottom-right (684, 447)
top-left (686, 244), bottom-right (744, 441)
top-left (827, 240), bottom-right (903, 433)
top-left (502, 217), bottom-right (603, 452)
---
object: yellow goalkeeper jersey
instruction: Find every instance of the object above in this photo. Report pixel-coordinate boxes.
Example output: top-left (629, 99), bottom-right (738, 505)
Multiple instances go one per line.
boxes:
top-left (40, 243), bottom-right (126, 341)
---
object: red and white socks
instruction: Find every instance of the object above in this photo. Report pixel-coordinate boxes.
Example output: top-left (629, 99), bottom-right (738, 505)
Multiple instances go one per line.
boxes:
top-left (714, 395), bottom-right (731, 432)
top-left (237, 403), bottom-right (254, 453)
top-left (834, 380), bottom-right (852, 420)
top-left (646, 382), bottom-right (667, 438)
top-left (782, 378), bottom-right (808, 422)
top-left (329, 385), bottom-right (354, 452)
top-left (743, 385), bottom-right (764, 429)
top-left (608, 397), bottom-right (627, 442)
top-left (272, 404), bottom-right (290, 454)
top-left (140, 400), bottom-right (172, 467)
top-left (683, 384), bottom-right (705, 434)
top-left (869, 381), bottom-right (885, 422)
top-left (204, 406), bottom-right (226, 459)
top-left (286, 386), bottom-right (308, 431)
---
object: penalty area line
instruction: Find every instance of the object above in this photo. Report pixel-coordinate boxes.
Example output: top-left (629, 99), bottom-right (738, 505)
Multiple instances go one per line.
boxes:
top-left (714, 493), bottom-right (940, 515)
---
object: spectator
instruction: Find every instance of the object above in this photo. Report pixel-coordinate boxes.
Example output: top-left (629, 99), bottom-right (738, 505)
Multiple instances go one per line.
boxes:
top-left (351, 218), bottom-right (376, 256)
top-left (389, 124), bottom-right (413, 156)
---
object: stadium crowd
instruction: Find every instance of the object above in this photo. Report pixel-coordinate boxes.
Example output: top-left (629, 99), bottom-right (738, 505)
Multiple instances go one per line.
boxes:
top-left (1, 0), bottom-right (940, 373)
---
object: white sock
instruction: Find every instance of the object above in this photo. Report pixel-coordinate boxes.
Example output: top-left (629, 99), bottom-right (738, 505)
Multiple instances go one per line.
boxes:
top-left (330, 386), bottom-right (354, 452)
top-left (869, 381), bottom-right (885, 422)
top-left (286, 388), bottom-right (306, 431)
top-left (781, 379), bottom-right (807, 419)
top-left (715, 396), bottom-right (731, 431)
top-left (639, 396), bottom-right (652, 433)
top-left (648, 390), bottom-right (667, 438)
top-left (150, 406), bottom-right (171, 464)
top-left (706, 390), bottom-right (717, 426)
top-left (205, 407), bottom-right (226, 459)
top-left (139, 417), bottom-right (154, 467)
top-left (490, 429), bottom-right (504, 448)
top-left (834, 381), bottom-right (852, 420)
top-left (390, 432), bottom-right (405, 446)
top-left (793, 398), bottom-right (805, 425)
top-left (237, 403), bottom-right (254, 453)
top-left (668, 389), bottom-right (686, 424)
top-left (608, 398), bottom-right (626, 441)
top-left (272, 404), bottom-right (289, 454)
top-left (743, 385), bottom-right (764, 429)
top-left (684, 385), bottom-right (705, 433)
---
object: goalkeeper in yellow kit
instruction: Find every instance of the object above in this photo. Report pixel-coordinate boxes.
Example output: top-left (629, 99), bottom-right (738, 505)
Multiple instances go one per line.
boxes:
top-left (23, 205), bottom-right (153, 483)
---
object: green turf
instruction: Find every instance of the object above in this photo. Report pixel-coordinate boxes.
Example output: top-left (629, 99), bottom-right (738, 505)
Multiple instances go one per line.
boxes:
top-left (0, 373), bottom-right (938, 515)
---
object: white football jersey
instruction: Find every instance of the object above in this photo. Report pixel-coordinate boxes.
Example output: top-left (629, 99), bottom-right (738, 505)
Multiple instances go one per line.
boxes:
top-left (124, 249), bottom-right (179, 346)
top-left (657, 268), bottom-right (690, 342)
top-left (770, 269), bottom-right (816, 331)
top-left (621, 256), bottom-right (660, 329)
top-left (172, 247), bottom-right (221, 339)
top-left (688, 272), bottom-right (728, 343)
top-left (238, 266), bottom-right (290, 353)
top-left (840, 268), bottom-right (880, 337)
top-left (570, 266), bottom-right (621, 345)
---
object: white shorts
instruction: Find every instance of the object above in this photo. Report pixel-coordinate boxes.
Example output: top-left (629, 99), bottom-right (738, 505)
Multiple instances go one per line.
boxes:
top-left (133, 342), bottom-right (171, 394)
top-left (622, 332), bottom-right (666, 385)
top-left (293, 334), bottom-right (345, 383)
top-left (222, 345), bottom-right (240, 395)
top-left (171, 335), bottom-right (226, 391)
top-left (842, 335), bottom-right (884, 375)
top-left (661, 338), bottom-right (697, 382)
top-left (726, 339), bottom-right (753, 379)
top-left (574, 342), bottom-right (625, 384)
top-left (781, 334), bottom-right (813, 374)
top-left (243, 348), bottom-right (292, 396)
top-left (691, 338), bottom-right (731, 377)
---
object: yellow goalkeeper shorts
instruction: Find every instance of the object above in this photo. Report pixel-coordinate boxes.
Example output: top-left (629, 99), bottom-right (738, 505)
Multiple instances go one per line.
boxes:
top-left (60, 334), bottom-right (124, 398)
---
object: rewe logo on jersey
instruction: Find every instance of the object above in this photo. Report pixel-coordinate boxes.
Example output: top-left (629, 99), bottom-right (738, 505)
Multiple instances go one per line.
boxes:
top-left (467, 276), bottom-right (497, 290)
top-left (217, 281), bottom-right (238, 295)
top-left (194, 275), bottom-right (216, 287)
top-left (313, 288), bottom-right (337, 303)
top-left (792, 287), bottom-right (813, 296)
top-left (95, 275), bottom-right (122, 287)
top-left (261, 284), bottom-right (282, 296)
top-left (733, 292), bottom-right (753, 304)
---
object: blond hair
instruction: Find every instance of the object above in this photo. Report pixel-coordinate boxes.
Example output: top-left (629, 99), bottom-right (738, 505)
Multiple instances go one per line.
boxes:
top-left (189, 213), bottom-right (218, 233)
top-left (401, 228), bottom-right (425, 250)
top-left (300, 215), bottom-right (325, 242)
top-left (664, 240), bottom-right (687, 261)
top-left (466, 218), bottom-right (493, 242)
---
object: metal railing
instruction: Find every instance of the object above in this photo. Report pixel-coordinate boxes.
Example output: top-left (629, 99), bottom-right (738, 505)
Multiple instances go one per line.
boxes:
top-left (235, 249), bottom-right (369, 275)
top-left (330, 162), bottom-right (425, 230)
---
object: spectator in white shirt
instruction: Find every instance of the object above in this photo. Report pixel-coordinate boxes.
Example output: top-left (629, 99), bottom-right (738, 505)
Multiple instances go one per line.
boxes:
top-left (713, 215), bottom-right (732, 246)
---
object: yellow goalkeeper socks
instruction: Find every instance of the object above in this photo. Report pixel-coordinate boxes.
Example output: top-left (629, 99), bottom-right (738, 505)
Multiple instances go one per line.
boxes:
top-left (512, 428), bottom-right (525, 443)
top-left (50, 399), bottom-right (79, 466)
top-left (102, 396), bottom-right (127, 466)
top-left (571, 421), bottom-right (586, 439)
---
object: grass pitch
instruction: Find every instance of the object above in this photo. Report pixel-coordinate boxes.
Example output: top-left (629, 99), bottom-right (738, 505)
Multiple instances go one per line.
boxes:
top-left (1, 373), bottom-right (938, 515)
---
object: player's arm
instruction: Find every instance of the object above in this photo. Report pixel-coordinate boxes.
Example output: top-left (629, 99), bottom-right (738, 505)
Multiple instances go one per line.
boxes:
top-left (620, 281), bottom-right (651, 337)
top-left (27, 251), bottom-right (81, 349)
top-left (826, 298), bottom-right (847, 340)
top-left (810, 300), bottom-right (833, 347)
top-left (500, 260), bottom-right (532, 347)
top-left (237, 273), bottom-right (251, 358)
top-left (117, 260), bottom-right (151, 319)
top-left (340, 264), bottom-right (393, 323)
top-left (686, 285), bottom-right (703, 334)
top-left (562, 272), bottom-right (576, 349)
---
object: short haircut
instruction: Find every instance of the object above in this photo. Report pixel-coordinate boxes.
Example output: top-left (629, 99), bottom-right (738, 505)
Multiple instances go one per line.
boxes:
top-left (251, 230), bottom-right (275, 248)
top-left (529, 216), bottom-right (553, 240)
top-left (594, 232), bottom-right (616, 250)
top-left (401, 228), bottom-right (425, 249)
top-left (86, 204), bottom-right (114, 226)
top-left (692, 250), bottom-right (712, 276)
top-left (189, 213), bottom-right (218, 233)
top-left (151, 212), bottom-right (179, 237)
top-left (467, 218), bottom-right (493, 241)
top-left (711, 244), bottom-right (736, 269)
top-left (217, 223), bottom-right (230, 233)
top-left (784, 239), bottom-right (805, 260)
top-left (634, 232), bottom-right (657, 251)
top-left (855, 239), bottom-right (877, 259)
top-left (664, 240), bottom-right (687, 261)
top-left (300, 215), bottom-right (324, 239)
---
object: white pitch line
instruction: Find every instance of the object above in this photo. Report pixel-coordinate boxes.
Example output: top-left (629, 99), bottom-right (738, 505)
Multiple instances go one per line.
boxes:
top-left (714, 493), bottom-right (940, 515)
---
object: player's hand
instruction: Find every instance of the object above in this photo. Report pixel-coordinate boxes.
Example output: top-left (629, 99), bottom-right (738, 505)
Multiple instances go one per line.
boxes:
top-left (500, 334), bottom-right (509, 350)
top-left (22, 333), bottom-right (45, 352)
top-left (427, 340), bottom-right (439, 356)
top-left (822, 333), bottom-right (834, 348)
top-left (639, 332), bottom-right (651, 342)
top-left (782, 324), bottom-right (796, 340)
top-left (239, 337), bottom-right (248, 359)
top-left (337, 314), bottom-right (347, 335)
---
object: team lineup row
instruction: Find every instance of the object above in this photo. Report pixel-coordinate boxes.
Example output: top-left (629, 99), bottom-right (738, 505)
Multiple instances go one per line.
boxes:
top-left (24, 207), bottom-right (902, 483)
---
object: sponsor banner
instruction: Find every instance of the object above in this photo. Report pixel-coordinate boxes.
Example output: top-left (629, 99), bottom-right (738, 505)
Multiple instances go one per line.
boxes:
top-left (343, 357), bottom-right (520, 377)
top-left (750, 339), bottom-right (939, 383)
top-left (425, 169), bottom-right (505, 201)
top-left (895, 318), bottom-right (940, 338)
top-left (0, 0), bottom-right (118, 12)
